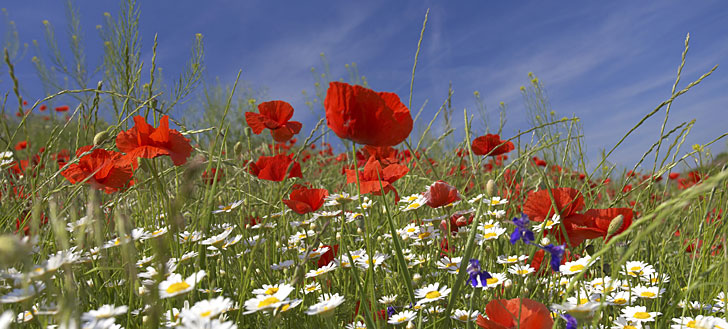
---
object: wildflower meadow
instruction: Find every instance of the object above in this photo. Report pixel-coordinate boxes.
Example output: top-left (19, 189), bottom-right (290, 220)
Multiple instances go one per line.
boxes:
top-left (0, 1), bottom-right (727, 329)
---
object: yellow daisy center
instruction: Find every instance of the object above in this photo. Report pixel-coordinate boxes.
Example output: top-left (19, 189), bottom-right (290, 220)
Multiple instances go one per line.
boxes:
top-left (482, 224), bottom-right (495, 230)
top-left (425, 291), bottom-right (441, 299)
top-left (632, 312), bottom-right (651, 319)
top-left (640, 291), bottom-right (656, 298)
top-left (483, 232), bottom-right (497, 239)
top-left (265, 287), bottom-right (279, 295)
top-left (200, 311), bottom-right (211, 317)
top-left (486, 278), bottom-right (499, 285)
top-left (258, 296), bottom-right (280, 308)
top-left (166, 281), bottom-right (190, 294)
top-left (418, 232), bottom-right (431, 239)
top-left (613, 298), bottom-right (627, 304)
top-left (569, 264), bottom-right (585, 272)
top-left (517, 269), bottom-right (530, 275)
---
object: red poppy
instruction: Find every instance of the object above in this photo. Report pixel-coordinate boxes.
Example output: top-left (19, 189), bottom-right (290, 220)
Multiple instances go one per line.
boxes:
top-left (60, 145), bottom-right (134, 193)
top-left (39, 105), bottom-right (47, 111)
top-left (324, 81), bottom-right (413, 146)
top-left (245, 100), bottom-right (303, 142)
top-left (477, 298), bottom-right (554, 329)
top-left (15, 141), bottom-right (27, 151)
top-left (523, 188), bottom-right (584, 223)
top-left (248, 154), bottom-right (302, 182)
top-left (471, 134), bottom-right (514, 156)
top-left (424, 180), bottom-right (461, 208)
top-left (54, 105), bottom-right (70, 112)
top-left (523, 187), bottom-right (634, 247)
top-left (345, 156), bottom-right (408, 199)
top-left (283, 187), bottom-right (329, 214)
top-left (116, 115), bottom-right (193, 166)
top-left (316, 244), bottom-right (339, 268)
top-left (669, 172), bottom-right (680, 180)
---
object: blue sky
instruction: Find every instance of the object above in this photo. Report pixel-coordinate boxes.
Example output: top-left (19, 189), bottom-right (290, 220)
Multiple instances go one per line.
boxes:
top-left (2, 1), bottom-right (727, 171)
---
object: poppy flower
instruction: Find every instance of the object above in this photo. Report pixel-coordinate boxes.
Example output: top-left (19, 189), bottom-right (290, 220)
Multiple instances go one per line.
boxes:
top-left (283, 187), bottom-right (329, 214)
top-left (54, 105), bottom-right (70, 112)
top-left (477, 298), bottom-right (554, 329)
top-left (324, 82), bottom-right (413, 146)
top-left (15, 141), bottom-right (27, 151)
top-left (668, 172), bottom-right (680, 180)
top-left (245, 100), bottom-right (302, 142)
top-left (424, 180), bottom-right (461, 208)
top-left (60, 145), bottom-right (133, 193)
top-left (523, 187), bottom-right (634, 247)
top-left (316, 244), bottom-right (338, 268)
top-left (248, 154), bottom-right (302, 182)
top-left (345, 156), bottom-right (408, 199)
top-left (39, 105), bottom-right (47, 111)
top-left (471, 134), bottom-right (514, 156)
top-left (116, 115), bottom-right (193, 166)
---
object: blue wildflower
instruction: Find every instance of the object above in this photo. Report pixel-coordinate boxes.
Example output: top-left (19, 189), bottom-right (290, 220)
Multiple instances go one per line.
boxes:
top-left (467, 259), bottom-right (492, 287)
top-left (561, 313), bottom-right (578, 329)
top-left (541, 243), bottom-right (566, 272)
top-left (509, 213), bottom-right (534, 245)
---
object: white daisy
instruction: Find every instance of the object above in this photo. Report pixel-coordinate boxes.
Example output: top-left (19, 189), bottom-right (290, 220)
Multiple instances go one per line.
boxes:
top-left (451, 309), bottom-right (479, 322)
top-left (159, 270), bottom-right (206, 298)
top-left (212, 200), bottom-right (244, 214)
top-left (388, 310), bottom-right (416, 325)
top-left (304, 293), bottom-right (345, 316)
top-left (621, 305), bottom-right (661, 322)
top-left (415, 283), bottom-right (450, 305)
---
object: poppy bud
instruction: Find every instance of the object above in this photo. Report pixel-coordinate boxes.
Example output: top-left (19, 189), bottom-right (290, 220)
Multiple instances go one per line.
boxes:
top-left (486, 179), bottom-right (496, 196)
top-left (540, 237), bottom-right (551, 246)
top-left (607, 215), bottom-right (624, 237)
top-left (244, 127), bottom-right (252, 138)
top-left (310, 223), bottom-right (317, 230)
top-left (406, 321), bottom-right (415, 329)
top-left (93, 129), bottom-right (110, 146)
top-left (233, 141), bottom-right (243, 155)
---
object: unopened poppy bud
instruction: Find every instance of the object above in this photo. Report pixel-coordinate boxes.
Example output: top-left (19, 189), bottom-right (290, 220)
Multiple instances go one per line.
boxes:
top-left (233, 141), bottom-right (244, 155)
top-left (244, 127), bottom-right (252, 138)
top-left (93, 129), bottom-right (110, 145)
top-left (336, 233), bottom-right (342, 240)
top-left (406, 321), bottom-right (415, 329)
top-left (607, 215), bottom-right (624, 237)
top-left (486, 179), bottom-right (496, 196)
top-left (540, 237), bottom-right (551, 246)
top-left (310, 223), bottom-right (317, 230)
top-left (356, 227), bottom-right (363, 234)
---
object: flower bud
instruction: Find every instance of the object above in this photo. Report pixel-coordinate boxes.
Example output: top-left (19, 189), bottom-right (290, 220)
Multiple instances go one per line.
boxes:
top-left (406, 321), bottom-right (415, 329)
top-left (234, 141), bottom-right (244, 155)
top-left (93, 129), bottom-right (110, 146)
top-left (607, 214), bottom-right (624, 237)
top-left (486, 179), bottom-right (496, 196)
top-left (244, 127), bottom-right (252, 138)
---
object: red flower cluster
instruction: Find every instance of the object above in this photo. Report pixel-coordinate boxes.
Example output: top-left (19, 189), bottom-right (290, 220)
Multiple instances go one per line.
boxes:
top-left (60, 115), bottom-right (193, 193)
top-left (248, 154), bottom-right (302, 182)
top-left (523, 187), bottom-right (633, 247)
top-left (345, 156), bottom-right (408, 200)
top-left (245, 100), bottom-right (302, 142)
top-left (325, 82), bottom-right (412, 146)
top-left (477, 298), bottom-right (553, 329)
